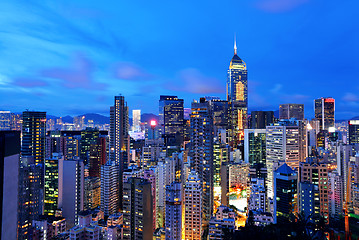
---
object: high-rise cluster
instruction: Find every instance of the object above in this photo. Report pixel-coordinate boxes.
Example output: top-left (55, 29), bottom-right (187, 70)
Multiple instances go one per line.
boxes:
top-left (1, 41), bottom-right (358, 240)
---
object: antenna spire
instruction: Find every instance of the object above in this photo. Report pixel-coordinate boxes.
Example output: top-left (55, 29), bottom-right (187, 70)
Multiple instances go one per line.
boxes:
top-left (234, 35), bottom-right (237, 55)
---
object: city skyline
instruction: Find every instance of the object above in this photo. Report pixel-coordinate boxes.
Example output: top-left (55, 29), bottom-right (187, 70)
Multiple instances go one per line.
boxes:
top-left (0, 0), bottom-right (357, 119)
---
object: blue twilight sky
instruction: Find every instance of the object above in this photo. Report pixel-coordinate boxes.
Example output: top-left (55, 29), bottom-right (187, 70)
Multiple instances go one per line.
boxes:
top-left (0, 0), bottom-right (358, 119)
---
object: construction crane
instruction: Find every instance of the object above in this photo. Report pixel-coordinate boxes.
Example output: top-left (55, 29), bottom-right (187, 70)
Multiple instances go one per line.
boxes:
top-left (345, 166), bottom-right (351, 240)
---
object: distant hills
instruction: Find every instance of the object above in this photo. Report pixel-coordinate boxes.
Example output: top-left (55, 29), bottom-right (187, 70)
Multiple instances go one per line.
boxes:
top-left (47, 113), bottom-right (158, 125)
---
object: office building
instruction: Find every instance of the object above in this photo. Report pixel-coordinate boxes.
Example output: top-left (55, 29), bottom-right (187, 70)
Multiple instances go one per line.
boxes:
top-left (184, 171), bottom-right (202, 240)
top-left (250, 111), bottom-right (274, 129)
top-left (123, 177), bottom-right (153, 240)
top-left (190, 98), bottom-right (214, 224)
top-left (159, 95), bottom-right (184, 146)
top-left (244, 129), bottom-right (266, 166)
top-left (80, 128), bottom-right (101, 165)
top-left (273, 163), bottom-right (297, 224)
top-left (298, 158), bottom-right (329, 223)
top-left (165, 182), bottom-right (182, 240)
top-left (0, 111), bottom-right (11, 130)
top-left (101, 161), bottom-right (119, 217)
top-left (279, 104), bottom-right (304, 120)
top-left (22, 111), bottom-right (46, 165)
top-left (0, 131), bottom-right (20, 240)
top-left (159, 95), bottom-right (184, 135)
top-left (227, 40), bottom-right (248, 143)
top-left (314, 97), bottom-right (335, 131)
top-left (266, 119), bottom-right (306, 198)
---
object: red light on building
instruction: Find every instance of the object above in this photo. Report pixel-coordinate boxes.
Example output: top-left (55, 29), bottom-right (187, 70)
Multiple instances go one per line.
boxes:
top-left (150, 120), bottom-right (157, 127)
top-left (325, 98), bottom-right (335, 103)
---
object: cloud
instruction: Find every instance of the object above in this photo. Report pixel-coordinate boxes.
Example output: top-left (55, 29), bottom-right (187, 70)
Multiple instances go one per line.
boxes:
top-left (343, 92), bottom-right (359, 102)
top-left (41, 53), bottom-right (107, 90)
top-left (255, 0), bottom-right (309, 13)
top-left (166, 68), bottom-right (225, 94)
top-left (13, 78), bottom-right (48, 88)
top-left (114, 62), bottom-right (152, 81)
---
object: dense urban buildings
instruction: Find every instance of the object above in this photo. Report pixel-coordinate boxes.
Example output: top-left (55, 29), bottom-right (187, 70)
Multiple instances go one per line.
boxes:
top-left (1, 40), bottom-right (358, 240)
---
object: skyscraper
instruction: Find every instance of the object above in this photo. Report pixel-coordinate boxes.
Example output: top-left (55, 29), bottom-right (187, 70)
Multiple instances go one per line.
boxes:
top-left (190, 98), bottom-right (214, 224)
top-left (110, 95), bottom-right (129, 208)
top-left (279, 104), bottom-right (304, 120)
top-left (0, 131), bottom-right (20, 240)
top-left (314, 97), bottom-right (335, 131)
top-left (227, 39), bottom-right (248, 144)
top-left (184, 171), bottom-right (202, 240)
top-left (123, 177), bottom-right (153, 240)
top-left (22, 111), bottom-right (47, 165)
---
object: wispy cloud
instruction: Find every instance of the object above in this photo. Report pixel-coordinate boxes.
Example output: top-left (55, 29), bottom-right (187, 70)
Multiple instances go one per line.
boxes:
top-left (255, 0), bottom-right (309, 13)
top-left (114, 62), bottom-right (152, 81)
top-left (166, 68), bottom-right (225, 94)
top-left (343, 92), bottom-right (359, 102)
top-left (13, 78), bottom-right (48, 88)
top-left (41, 53), bottom-right (107, 90)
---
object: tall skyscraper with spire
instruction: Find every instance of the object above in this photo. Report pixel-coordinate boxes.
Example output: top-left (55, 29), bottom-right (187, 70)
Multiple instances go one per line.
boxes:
top-left (227, 38), bottom-right (248, 146)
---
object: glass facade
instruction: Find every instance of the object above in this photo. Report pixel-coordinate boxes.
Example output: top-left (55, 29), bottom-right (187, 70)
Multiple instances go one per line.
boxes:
top-left (314, 98), bottom-right (335, 131)
top-left (279, 104), bottom-right (304, 120)
top-left (159, 95), bottom-right (184, 135)
top-left (247, 131), bottom-right (266, 166)
top-left (22, 111), bottom-right (46, 165)
top-left (227, 47), bottom-right (248, 144)
top-left (44, 158), bottom-right (59, 215)
top-left (349, 120), bottom-right (359, 144)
